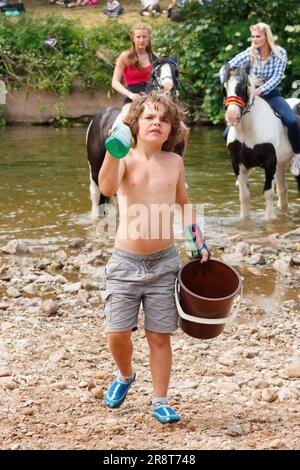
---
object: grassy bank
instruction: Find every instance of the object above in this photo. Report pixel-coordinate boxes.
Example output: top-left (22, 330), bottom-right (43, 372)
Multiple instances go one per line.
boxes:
top-left (25, 0), bottom-right (171, 28)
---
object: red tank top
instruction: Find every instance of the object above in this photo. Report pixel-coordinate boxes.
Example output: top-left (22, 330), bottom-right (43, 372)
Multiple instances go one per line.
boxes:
top-left (123, 64), bottom-right (152, 85)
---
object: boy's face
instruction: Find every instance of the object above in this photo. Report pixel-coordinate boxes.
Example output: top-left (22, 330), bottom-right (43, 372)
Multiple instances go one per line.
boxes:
top-left (137, 102), bottom-right (171, 147)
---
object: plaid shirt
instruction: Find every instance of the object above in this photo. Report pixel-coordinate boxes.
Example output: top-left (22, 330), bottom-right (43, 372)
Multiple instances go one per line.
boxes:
top-left (220, 47), bottom-right (287, 96)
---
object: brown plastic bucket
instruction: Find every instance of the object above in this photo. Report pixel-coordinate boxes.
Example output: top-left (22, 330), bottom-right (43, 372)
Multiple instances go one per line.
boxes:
top-left (175, 259), bottom-right (242, 339)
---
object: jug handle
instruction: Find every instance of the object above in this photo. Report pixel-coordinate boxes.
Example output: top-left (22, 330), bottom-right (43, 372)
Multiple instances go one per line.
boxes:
top-left (175, 279), bottom-right (243, 325)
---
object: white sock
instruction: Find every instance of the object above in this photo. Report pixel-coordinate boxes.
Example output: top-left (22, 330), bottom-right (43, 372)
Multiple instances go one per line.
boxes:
top-left (152, 396), bottom-right (168, 407)
top-left (117, 371), bottom-right (135, 384)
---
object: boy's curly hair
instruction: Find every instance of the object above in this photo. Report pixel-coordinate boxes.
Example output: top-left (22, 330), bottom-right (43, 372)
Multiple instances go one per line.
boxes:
top-left (124, 92), bottom-right (184, 152)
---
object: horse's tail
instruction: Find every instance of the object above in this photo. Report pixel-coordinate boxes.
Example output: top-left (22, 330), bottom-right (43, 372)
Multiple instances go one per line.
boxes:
top-left (86, 119), bottom-right (93, 146)
top-left (296, 174), bottom-right (300, 192)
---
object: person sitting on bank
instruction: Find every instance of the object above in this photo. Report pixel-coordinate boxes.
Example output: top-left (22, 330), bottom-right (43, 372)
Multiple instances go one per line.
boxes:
top-left (140, 0), bottom-right (161, 17)
top-left (103, 1), bottom-right (124, 16)
top-left (1, 0), bottom-right (25, 12)
top-left (64, 0), bottom-right (100, 8)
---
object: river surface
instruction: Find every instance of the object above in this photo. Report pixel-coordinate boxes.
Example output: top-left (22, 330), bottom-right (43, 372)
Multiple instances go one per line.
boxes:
top-left (1, 125), bottom-right (299, 310)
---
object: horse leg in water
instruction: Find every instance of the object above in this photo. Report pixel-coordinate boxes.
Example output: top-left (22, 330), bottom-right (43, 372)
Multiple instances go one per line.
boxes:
top-left (228, 144), bottom-right (251, 219)
top-left (275, 159), bottom-right (289, 211)
top-left (89, 169), bottom-right (101, 220)
top-left (87, 107), bottom-right (120, 220)
top-left (236, 164), bottom-right (251, 219)
top-left (262, 151), bottom-right (277, 220)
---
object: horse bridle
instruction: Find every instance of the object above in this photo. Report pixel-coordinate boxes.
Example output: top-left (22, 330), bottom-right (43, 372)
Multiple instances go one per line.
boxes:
top-left (151, 58), bottom-right (179, 97)
top-left (223, 84), bottom-right (254, 117)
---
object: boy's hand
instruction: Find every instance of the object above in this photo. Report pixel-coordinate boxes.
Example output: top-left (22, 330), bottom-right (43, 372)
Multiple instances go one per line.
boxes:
top-left (194, 242), bottom-right (210, 264)
top-left (185, 224), bottom-right (210, 263)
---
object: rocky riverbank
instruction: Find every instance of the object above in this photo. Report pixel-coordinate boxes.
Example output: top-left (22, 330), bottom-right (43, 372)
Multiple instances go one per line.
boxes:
top-left (0, 229), bottom-right (299, 450)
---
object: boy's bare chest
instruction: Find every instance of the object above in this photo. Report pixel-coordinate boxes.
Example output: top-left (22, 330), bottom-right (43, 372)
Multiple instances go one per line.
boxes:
top-left (124, 160), bottom-right (178, 193)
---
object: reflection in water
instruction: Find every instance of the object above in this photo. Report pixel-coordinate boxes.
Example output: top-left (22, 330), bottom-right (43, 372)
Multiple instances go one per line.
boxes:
top-left (1, 125), bottom-right (299, 305)
top-left (239, 266), bottom-right (299, 313)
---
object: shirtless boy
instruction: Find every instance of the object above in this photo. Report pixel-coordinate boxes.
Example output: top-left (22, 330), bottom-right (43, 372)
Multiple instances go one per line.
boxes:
top-left (99, 92), bottom-right (209, 423)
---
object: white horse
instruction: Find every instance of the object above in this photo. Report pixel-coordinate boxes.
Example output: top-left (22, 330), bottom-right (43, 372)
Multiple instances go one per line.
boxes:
top-left (222, 63), bottom-right (300, 219)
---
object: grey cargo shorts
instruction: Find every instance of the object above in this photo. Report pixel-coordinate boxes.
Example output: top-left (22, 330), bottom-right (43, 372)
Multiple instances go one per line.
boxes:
top-left (103, 245), bottom-right (180, 333)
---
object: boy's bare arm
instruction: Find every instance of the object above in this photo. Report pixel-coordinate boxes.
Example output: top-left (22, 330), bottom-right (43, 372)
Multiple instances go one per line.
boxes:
top-left (98, 152), bottom-right (126, 197)
top-left (175, 157), bottom-right (196, 224)
top-left (176, 157), bottom-right (209, 262)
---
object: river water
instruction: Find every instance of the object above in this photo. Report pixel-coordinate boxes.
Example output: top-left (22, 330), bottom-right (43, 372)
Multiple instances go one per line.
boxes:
top-left (1, 125), bottom-right (299, 309)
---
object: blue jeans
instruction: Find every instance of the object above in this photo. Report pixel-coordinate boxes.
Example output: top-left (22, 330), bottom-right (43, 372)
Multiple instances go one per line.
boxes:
top-left (263, 88), bottom-right (300, 153)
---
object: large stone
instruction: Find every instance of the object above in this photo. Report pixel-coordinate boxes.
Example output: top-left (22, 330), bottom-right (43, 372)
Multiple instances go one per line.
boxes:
top-left (48, 350), bottom-right (67, 363)
top-left (280, 227), bottom-right (300, 239)
top-left (23, 283), bottom-right (36, 295)
top-left (261, 389), bottom-right (278, 403)
top-left (222, 253), bottom-right (244, 266)
top-left (1, 240), bottom-right (29, 254)
top-left (218, 356), bottom-right (235, 367)
top-left (42, 300), bottom-right (59, 316)
top-left (6, 286), bottom-right (21, 298)
top-left (226, 423), bottom-right (246, 437)
top-left (235, 242), bottom-right (251, 256)
top-left (247, 254), bottom-right (266, 265)
top-left (63, 282), bottom-right (82, 293)
top-left (277, 387), bottom-right (297, 401)
top-left (291, 255), bottom-right (300, 266)
top-left (90, 386), bottom-right (103, 399)
top-left (285, 364), bottom-right (300, 378)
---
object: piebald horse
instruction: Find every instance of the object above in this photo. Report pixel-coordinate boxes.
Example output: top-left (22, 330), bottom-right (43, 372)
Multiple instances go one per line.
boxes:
top-left (86, 56), bottom-right (181, 220)
top-left (222, 62), bottom-right (300, 219)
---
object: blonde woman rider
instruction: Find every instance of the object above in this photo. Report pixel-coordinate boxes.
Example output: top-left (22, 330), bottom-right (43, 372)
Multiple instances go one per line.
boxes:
top-left (220, 22), bottom-right (300, 176)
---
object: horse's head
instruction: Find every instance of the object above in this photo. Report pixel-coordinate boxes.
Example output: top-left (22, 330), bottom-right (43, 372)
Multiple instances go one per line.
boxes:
top-left (222, 62), bottom-right (253, 126)
top-left (147, 56), bottom-right (180, 98)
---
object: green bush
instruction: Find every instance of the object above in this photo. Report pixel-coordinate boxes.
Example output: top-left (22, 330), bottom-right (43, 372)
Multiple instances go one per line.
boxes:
top-left (0, 16), bottom-right (130, 95)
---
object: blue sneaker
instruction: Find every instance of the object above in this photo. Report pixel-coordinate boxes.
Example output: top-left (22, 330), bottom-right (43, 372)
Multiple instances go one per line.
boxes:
top-left (152, 404), bottom-right (181, 424)
top-left (104, 373), bottom-right (136, 408)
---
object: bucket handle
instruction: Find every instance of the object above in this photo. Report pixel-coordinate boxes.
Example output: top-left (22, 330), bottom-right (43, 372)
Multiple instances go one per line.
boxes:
top-left (175, 279), bottom-right (243, 325)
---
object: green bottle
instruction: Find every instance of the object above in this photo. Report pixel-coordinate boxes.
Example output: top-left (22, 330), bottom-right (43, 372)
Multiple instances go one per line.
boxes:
top-left (105, 123), bottom-right (132, 159)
